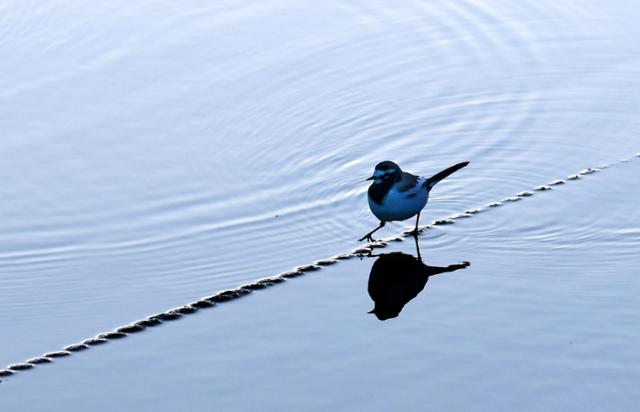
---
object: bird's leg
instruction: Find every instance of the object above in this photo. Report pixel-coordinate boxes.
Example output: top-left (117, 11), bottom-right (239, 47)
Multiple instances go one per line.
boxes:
top-left (358, 221), bottom-right (385, 242)
top-left (408, 212), bottom-right (421, 237)
top-left (413, 234), bottom-right (422, 261)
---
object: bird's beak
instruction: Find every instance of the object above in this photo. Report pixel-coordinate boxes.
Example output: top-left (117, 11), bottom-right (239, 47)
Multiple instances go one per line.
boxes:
top-left (366, 176), bottom-right (375, 181)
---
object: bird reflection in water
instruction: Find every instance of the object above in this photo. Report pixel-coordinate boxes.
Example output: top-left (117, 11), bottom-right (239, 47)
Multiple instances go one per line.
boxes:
top-left (367, 237), bottom-right (469, 320)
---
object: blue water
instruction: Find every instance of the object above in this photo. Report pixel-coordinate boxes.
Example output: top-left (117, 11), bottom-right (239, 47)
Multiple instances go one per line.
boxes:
top-left (1, 0), bottom-right (639, 409)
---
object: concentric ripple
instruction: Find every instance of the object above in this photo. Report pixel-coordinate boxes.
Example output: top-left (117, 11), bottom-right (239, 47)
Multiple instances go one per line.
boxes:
top-left (2, 0), bottom-right (640, 371)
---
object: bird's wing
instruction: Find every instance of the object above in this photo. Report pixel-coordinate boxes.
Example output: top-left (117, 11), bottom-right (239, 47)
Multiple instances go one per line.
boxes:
top-left (396, 172), bottom-right (422, 196)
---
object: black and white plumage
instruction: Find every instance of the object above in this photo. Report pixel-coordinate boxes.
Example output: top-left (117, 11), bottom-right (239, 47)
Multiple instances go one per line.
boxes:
top-left (359, 160), bottom-right (469, 242)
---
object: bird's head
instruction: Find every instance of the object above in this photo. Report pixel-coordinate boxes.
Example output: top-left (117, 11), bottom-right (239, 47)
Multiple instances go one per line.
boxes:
top-left (366, 161), bottom-right (402, 184)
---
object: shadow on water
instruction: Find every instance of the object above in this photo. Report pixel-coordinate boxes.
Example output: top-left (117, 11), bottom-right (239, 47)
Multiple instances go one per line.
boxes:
top-left (367, 238), bottom-right (470, 321)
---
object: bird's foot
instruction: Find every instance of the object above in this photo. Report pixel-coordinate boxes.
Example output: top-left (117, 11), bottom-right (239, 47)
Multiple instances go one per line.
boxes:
top-left (358, 233), bottom-right (375, 242)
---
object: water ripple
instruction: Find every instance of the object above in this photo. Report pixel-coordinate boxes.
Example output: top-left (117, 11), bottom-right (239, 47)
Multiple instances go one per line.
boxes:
top-left (2, 0), bottom-right (640, 374)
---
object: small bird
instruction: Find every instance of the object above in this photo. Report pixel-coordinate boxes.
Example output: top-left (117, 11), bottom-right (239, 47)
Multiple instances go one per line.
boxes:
top-left (359, 160), bottom-right (469, 242)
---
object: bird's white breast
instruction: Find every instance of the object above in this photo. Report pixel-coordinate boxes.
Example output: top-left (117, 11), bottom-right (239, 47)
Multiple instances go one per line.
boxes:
top-left (368, 177), bottom-right (429, 222)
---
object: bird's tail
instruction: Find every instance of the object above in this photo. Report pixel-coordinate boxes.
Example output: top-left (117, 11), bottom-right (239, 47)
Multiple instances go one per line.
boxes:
top-left (424, 161), bottom-right (469, 190)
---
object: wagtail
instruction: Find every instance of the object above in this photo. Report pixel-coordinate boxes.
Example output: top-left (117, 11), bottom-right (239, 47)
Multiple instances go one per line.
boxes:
top-left (359, 160), bottom-right (469, 242)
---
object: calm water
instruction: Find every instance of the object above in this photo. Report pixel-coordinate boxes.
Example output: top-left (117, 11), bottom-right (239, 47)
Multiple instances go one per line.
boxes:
top-left (1, 0), bottom-right (639, 409)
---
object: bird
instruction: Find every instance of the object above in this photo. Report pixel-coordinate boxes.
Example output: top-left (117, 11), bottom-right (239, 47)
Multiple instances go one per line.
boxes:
top-left (359, 160), bottom-right (469, 242)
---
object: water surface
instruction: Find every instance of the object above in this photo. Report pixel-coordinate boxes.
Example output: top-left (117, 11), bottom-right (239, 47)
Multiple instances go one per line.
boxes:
top-left (3, 158), bottom-right (640, 410)
top-left (1, 0), bottom-right (639, 408)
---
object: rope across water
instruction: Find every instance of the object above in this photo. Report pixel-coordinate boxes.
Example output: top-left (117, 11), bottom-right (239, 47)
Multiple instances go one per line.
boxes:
top-left (2, 153), bottom-right (638, 380)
